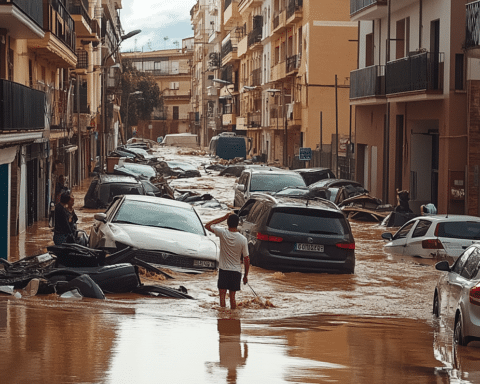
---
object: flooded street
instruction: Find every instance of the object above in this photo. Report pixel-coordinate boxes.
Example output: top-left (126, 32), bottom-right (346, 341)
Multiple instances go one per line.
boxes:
top-left (4, 146), bottom-right (480, 383)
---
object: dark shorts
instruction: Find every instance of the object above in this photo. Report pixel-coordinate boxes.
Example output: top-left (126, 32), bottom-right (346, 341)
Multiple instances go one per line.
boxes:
top-left (217, 269), bottom-right (242, 291)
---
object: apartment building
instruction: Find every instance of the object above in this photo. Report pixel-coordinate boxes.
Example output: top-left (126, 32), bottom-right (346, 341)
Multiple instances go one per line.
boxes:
top-left (350, 0), bottom-right (472, 213)
top-left (121, 38), bottom-right (194, 140)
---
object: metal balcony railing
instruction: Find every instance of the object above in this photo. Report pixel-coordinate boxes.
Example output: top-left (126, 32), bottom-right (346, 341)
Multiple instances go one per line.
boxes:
top-left (247, 26), bottom-right (262, 47)
top-left (247, 111), bottom-right (261, 128)
top-left (466, 1), bottom-right (480, 48)
top-left (385, 52), bottom-right (444, 94)
top-left (76, 50), bottom-right (88, 69)
top-left (49, 0), bottom-right (76, 52)
top-left (273, 14), bottom-right (279, 29)
top-left (0, 0), bottom-right (43, 27)
top-left (286, 0), bottom-right (302, 19)
top-left (0, 79), bottom-right (45, 130)
top-left (221, 65), bottom-right (233, 84)
top-left (350, 0), bottom-right (384, 16)
top-left (286, 54), bottom-right (301, 72)
top-left (222, 40), bottom-right (234, 56)
top-left (350, 65), bottom-right (385, 99)
top-left (68, 1), bottom-right (91, 25)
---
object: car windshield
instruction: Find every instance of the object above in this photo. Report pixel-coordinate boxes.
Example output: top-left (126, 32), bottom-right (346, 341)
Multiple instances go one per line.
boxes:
top-left (436, 221), bottom-right (480, 240)
top-left (250, 174), bottom-right (306, 192)
top-left (268, 208), bottom-right (349, 235)
top-left (275, 187), bottom-right (310, 196)
top-left (113, 199), bottom-right (205, 236)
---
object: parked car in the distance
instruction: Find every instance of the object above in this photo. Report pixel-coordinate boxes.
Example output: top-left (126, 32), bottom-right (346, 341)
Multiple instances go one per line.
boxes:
top-left (236, 193), bottom-right (355, 273)
top-left (381, 215), bottom-right (480, 259)
top-left (83, 174), bottom-right (162, 209)
top-left (433, 243), bottom-right (480, 345)
top-left (294, 167), bottom-right (336, 186)
top-left (233, 168), bottom-right (307, 207)
top-left (309, 178), bottom-right (368, 205)
top-left (89, 195), bottom-right (218, 273)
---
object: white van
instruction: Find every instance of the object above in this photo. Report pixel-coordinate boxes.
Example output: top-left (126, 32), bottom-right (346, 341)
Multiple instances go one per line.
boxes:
top-left (161, 133), bottom-right (199, 147)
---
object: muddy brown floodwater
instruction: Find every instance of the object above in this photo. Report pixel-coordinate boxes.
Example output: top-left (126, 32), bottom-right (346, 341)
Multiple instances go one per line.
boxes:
top-left (3, 169), bottom-right (480, 383)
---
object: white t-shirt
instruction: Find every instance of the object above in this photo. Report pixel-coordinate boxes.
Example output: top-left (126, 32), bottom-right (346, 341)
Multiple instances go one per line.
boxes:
top-left (212, 226), bottom-right (249, 273)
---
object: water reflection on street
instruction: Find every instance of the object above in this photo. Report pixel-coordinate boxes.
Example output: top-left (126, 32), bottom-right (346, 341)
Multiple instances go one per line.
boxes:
top-left (5, 147), bottom-right (480, 383)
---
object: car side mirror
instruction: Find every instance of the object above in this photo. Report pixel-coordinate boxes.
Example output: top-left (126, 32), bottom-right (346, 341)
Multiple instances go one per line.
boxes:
top-left (237, 184), bottom-right (245, 192)
top-left (94, 213), bottom-right (107, 223)
top-left (435, 260), bottom-right (451, 272)
top-left (381, 232), bottom-right (393, 241)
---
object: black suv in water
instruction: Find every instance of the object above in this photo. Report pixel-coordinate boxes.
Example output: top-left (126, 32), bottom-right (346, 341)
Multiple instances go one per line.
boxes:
top-left (236, 194), bottom-right (355, 273)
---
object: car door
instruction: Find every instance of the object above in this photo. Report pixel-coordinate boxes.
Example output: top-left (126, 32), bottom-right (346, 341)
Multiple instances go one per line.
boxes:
top-left (446, 248), bottom-right (474, 320)
top-left (403, 219), bottom-right (433, 257)
top-left (234, 172), bottom-right (249, 207)
top-left (384, 221), bottom-right (417, 256)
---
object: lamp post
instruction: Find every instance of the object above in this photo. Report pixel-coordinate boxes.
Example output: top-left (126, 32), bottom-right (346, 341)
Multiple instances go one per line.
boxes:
top-left (100, 29), bottom-right (141, 173)
top-left (125, 91), bottom-right (143, 143)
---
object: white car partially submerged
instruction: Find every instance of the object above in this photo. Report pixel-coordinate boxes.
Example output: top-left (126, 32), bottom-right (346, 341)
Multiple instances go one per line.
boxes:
top-left (89, 195), bottom-right (219, 273)
top-left (381, 215), bottom-right (480, 259)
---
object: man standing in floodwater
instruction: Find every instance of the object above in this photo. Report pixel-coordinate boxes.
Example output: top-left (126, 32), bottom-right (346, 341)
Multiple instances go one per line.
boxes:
top-left (205, 212), bottom-right (249, 309)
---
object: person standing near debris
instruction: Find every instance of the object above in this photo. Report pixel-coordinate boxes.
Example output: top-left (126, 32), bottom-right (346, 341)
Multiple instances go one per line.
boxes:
top-left (53, 191), bottom-right (75, 245)
top-left (205, 212), bottom-right (249, 310)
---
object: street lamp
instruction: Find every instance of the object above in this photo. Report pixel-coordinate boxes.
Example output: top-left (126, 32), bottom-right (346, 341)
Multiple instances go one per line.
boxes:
top-left (100, 29), bottom-right (141, 173)
top-left (125, 91), bottom-right (143, 143)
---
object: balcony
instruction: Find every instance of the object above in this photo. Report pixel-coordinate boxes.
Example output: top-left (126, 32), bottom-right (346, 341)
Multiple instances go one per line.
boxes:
top-left (466, 1), bottom-right (480, 50)
top-left (73, 80), bottom-right (89, 114)
top-left (75, 50), bottom-right (88, 71)
top-left (237, 34), bottom-right (248, 57)
top-left (28, 0), bottom-right (77, 67)
top-left (286, 54), bottom-right (301, 74)
top-left (247, 26), bottom-right (262, 50)
top-left (162, 89), bottom-right (191, 99)
top-left (350, 0), bottom-right (387, 21)
top-left (246, 111), bottom-right (261, 128)
top-left (0, 0), bottom-right (44, 39)
top-left (286, 0), bottom-right (302, 25)
top-left (385, 52), bottom-right (444, 95)
top-left (239, 0), bottom-right (262, 14)
top-left (224, 0), bottom-right (240, 28)
top-left (222, 103), bottom-right (237, 126)
top-left (222, 29), bottom-right (242, 66)
top-left (0, 79), bottom-right (45, 131)
top-left (272, 11), bottom-right (286, 35)
top-left (271, 62), bottom-right (286, 82)
top-left (68, 0), bottom-right (92, 35)
top-left (349, 65), bottom-right (385, 100)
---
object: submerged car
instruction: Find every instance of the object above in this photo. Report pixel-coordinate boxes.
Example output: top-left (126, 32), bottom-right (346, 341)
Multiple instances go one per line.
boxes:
top-left (309, 178), bottom-right (368, 205)
top-left (233, 168), bottom-right (307, 207)
top-left (113, 162), bottom-right (157, 180)
top-left (89, 195), bottom-right (219, 273)
top-left (236, 194), bottom-right (355, 273)
top-left (83, 174), bottom-right (162, 209)
top-left (294, 167), bottom-right (336, 186)
top-left (433, 243), bottom-right (480, 345)
top-left (381, 215), bottom-right (480, 258)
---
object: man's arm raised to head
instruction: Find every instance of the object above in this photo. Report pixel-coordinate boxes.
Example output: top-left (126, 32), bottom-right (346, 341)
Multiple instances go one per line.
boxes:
top-left (205, 212), bottom-right (232, 233)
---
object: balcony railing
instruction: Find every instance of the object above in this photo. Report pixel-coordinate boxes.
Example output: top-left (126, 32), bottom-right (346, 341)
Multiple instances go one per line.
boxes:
top-left (385, 52), bottom-right (444, 94)
top-left (222, 39), bottom-right (234, 57)
top-left (0, 0), bottom-right (43, 27)
top-left (49, 0), bottom-right (76, 52)
top-left (0, 79), bottom-right (45, 130)
top-left (466, 1), bottom-right (480, 49)
top-left (350, 65), bottom-right (385, 99)
top-left (286, 54), bottom-right (301, 73)
top-left (251, 68), bottom-right (261, 86)
top-left (350, 0), bottom-right (385, 16)
top-left (68, 1), bottom-right (91, 25)
top-left (273, 13), bottom-right (279, 29)
top-left (286, 0), bottom-right (302, 19)
top-left (247, 26), bottom-right (262, 47)
top-left (76, 50), bottom-right (88, 69)
top-left (247, 111), bottom-right (261, 128)
top-left (221, 65), bottom-right (233, 84)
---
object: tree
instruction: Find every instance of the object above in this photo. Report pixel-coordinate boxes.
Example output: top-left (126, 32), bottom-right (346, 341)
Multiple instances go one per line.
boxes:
top-left (120, 61), bottom-right (162, 133)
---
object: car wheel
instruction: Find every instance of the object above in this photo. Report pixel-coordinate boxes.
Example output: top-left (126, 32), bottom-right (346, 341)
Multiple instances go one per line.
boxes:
top-left (454, 312), bottom-right (468, 346)
top-left (433, 293), bottom-right (440, 317)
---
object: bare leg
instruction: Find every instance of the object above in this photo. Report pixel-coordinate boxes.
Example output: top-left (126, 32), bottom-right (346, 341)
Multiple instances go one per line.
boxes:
top-left (229, 290), bottom-right (236, 309)
top-left (219, 289), bottom-right (227, 307)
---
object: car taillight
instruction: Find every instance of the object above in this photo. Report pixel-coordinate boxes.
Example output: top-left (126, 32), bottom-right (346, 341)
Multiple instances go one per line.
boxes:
top-left (336, 242), bottom-right (355, 250)
top-left (422, 239), bottom-right (444, 249)
top-left (256, 233), bottom-right (283, 242)
top-left (470, 284), bottom-right (480, 306)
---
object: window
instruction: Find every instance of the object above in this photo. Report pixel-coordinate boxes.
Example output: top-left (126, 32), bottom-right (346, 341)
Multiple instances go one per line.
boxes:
top-left (455, 54), bottom-right (464, 90)
top-left (170, 82), bottom-right (180, 90)
top-left (143, 61), bottom-right (154, 71)
top-left (461, 248), bottom-right (480, 279)
top-left (452, 247), bottom-right (475, 275)
top-left (171, 61), bottom-right (179, 74)
top-left (412, 220), bottom-right (432, 238)
top-left (392, 222), bottom-right (415, 240)
top-left (436, 221), bottom-right (480, 240)
top-left (365, 33), bottom-right (374, 67)
top-left (173, 106), bottom-right (179, 120)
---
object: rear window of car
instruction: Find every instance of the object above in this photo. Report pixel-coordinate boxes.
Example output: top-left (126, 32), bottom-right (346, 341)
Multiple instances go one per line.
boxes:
top-left (99, 183), bottom-right (142, 203)
top-left (250, 174), bottom-right (306, 192)
top-left (267, 208), bottom-right (349, 235)
top-left (436, 221), bottom-right (480, 240)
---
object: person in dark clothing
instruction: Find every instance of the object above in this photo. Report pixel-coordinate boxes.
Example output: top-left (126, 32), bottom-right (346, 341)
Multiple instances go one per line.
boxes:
top-left (55, 174), bottom-right (67, 204)
top-left (53, 191), bottom-right (75, 245)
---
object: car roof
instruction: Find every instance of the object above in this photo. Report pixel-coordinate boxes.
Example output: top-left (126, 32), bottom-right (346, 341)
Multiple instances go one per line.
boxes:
top-left (122, 194), bottom-right (195, 209)
top-left (409, 214), bottom-right (480, 223)
top-left (294, 167), bottom-right (332, 173)
top-left (97, 174), bottom-right (140, 184)
top-left (310, 178), bottom-right (363, 188)
top-left (249, 193), bottom-right (341, 213)
top-left (246, 168), bottom-right (302, 175)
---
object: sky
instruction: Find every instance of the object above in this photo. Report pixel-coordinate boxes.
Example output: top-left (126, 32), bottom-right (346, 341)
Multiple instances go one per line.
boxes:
top-left (119, 0), bottom-right (197, 52)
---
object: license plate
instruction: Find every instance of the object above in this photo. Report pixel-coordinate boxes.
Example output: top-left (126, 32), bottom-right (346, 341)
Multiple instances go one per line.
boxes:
top-left (193, 260), bottom-right (215, 268)
top-left (295, 243), bottom-right (324, 252)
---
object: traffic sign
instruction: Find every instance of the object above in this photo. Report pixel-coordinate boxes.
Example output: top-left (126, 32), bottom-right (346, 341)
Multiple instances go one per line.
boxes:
top-left (299, 147), bottom-right (312, 161)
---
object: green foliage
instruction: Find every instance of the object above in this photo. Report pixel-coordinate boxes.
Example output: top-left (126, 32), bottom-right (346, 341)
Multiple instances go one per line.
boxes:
top-left (120, 62), bottom-right (162, 128)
